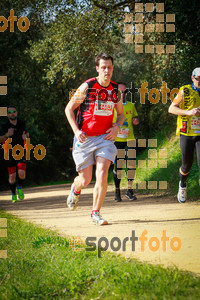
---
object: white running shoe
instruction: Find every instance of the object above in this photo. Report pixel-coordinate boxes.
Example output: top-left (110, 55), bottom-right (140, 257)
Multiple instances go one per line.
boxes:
top-left (177, 181), bottom-right (187, 203)
top-left (67, 183), bottom-right (79, 210)
top-left (91, 211), bottom-right (108, 225)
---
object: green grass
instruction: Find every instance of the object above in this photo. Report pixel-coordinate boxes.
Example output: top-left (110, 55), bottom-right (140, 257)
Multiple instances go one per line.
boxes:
top-left (0, 211), bottom-right (200, 299)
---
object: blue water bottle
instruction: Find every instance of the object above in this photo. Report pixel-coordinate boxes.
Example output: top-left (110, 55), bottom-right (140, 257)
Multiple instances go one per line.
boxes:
top-left (75, 132), bottom-right (86, 148)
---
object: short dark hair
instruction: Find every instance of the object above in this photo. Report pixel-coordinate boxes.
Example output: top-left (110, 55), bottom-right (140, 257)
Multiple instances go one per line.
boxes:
top-left (95, 53), bottom-right (114, 66)
top-left (118, 82), bottom-right (126, 87)
top-left (7, 105), bottom-right (17, 112)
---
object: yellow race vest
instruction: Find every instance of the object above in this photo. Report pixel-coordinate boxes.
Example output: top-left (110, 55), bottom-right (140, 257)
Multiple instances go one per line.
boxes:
top-left (176, 85), bottom-right (200, 136)
top-left (113, 101), bottom-right (138, 142)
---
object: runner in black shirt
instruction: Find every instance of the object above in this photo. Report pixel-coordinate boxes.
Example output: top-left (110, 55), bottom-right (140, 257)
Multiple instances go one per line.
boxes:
top-left (0, 106), bottom-right (29, 202)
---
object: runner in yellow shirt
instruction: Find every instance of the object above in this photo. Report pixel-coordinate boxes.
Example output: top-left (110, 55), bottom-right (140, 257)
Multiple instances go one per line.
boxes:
top-left (168, 68), bottom-right (200, 203)
top-left (113, 82), bottom-right (139, 202)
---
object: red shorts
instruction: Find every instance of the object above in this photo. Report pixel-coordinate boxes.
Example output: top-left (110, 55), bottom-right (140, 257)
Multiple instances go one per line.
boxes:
top-left (8, 163), bottom-right (26, 175)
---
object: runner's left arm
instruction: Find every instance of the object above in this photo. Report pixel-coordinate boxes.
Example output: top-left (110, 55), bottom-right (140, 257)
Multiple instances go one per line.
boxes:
top-left (132, 117), bottom-right (139, 125)
top-left (0, 125), bottom-right (14, 143)
top-left (169, 90), bottom-right (200, 116)
top-left (132, 104), bottom-right (139, 126)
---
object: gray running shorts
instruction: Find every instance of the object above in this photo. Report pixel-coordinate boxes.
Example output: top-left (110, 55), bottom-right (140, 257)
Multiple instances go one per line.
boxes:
top-left (72, 134), bottom-right (117, 172)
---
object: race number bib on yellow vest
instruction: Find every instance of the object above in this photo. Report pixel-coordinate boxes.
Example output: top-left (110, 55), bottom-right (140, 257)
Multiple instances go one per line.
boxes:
top-left (117, 128), bottom-right (129, 139)
top-left (191, 116), bottom-right (200, 130)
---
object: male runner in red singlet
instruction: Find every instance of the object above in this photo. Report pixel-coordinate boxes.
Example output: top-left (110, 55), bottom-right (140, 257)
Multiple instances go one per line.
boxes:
top-left (168, 68), bottom-right (200, 203)
top-left (0, 106), bottom-right (29, 202)
top-left (65, 53), bottom-right (124, 225)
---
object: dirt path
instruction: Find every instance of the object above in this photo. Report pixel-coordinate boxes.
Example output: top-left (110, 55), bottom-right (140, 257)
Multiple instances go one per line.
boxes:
top-left (0, 183), bottom-right (200, 275)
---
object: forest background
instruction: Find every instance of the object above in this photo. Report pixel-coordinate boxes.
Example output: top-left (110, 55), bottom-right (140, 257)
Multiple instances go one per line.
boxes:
top-left (0, 0), bottom-right (200, 191)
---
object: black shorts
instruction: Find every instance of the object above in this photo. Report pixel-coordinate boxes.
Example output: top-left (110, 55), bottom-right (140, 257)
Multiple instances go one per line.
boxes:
top-left (6, 156), bottom-right (26, 175)
top-left (114, 141), bottom-right (136, 170)
top-left (180, 135), bottom-right (200, 173)
top-left (6, 156), bottom-right (26, 168)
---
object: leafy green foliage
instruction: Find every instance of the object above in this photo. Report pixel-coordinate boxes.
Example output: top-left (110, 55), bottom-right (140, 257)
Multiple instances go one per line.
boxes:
top-left (1, 0), bottom-right (200, 189)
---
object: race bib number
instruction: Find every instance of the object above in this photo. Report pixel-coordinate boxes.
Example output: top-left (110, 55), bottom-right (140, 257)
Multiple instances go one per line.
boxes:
top-left (191, 116), bottom-right (200, 130)
top-left (117, 128), bottom-right (129, 138)
top-left (94, 100), bottom-right (114, 116)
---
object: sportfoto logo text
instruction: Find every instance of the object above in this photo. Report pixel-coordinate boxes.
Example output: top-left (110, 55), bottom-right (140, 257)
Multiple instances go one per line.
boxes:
top-left (69, 81), bottom-right (179, 105)
top-left (70, 230), bottom-right (182, 257)
top-left (0, 9), bottom-right (30, 32)
top-left (2, 138), bottom-right (46, 161)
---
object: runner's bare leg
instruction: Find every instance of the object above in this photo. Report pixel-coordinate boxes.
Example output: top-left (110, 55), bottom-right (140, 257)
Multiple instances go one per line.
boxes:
top-left (93, 156), bottom-right (111, 210)
top-left (74, 164), bottom-right (93, 192)
top-left (9, 173), bottom-right (16, 184)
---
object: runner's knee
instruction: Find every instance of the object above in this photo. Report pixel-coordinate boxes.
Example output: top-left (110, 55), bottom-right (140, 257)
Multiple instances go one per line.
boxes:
top-left (18, 170), bottom-right (26, 180)
top-left (180, 165), bottom-right (192, 175)
top-left (9, 173), bottom-right (16, 184)
top-left (80, 177), bottom-right (91, 187)
top-left (114, 168), bottom-right (121, 177)
top-left (96, 168), bottom-right (108, 183)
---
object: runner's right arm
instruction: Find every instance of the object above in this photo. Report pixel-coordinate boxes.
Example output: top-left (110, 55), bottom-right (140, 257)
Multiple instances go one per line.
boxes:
top-left (168, 90), bottom-right (200, 116)
top-left (65, 82), bottom-right (88, 143)
top-left (0, 127), bottom-right (14, 143)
